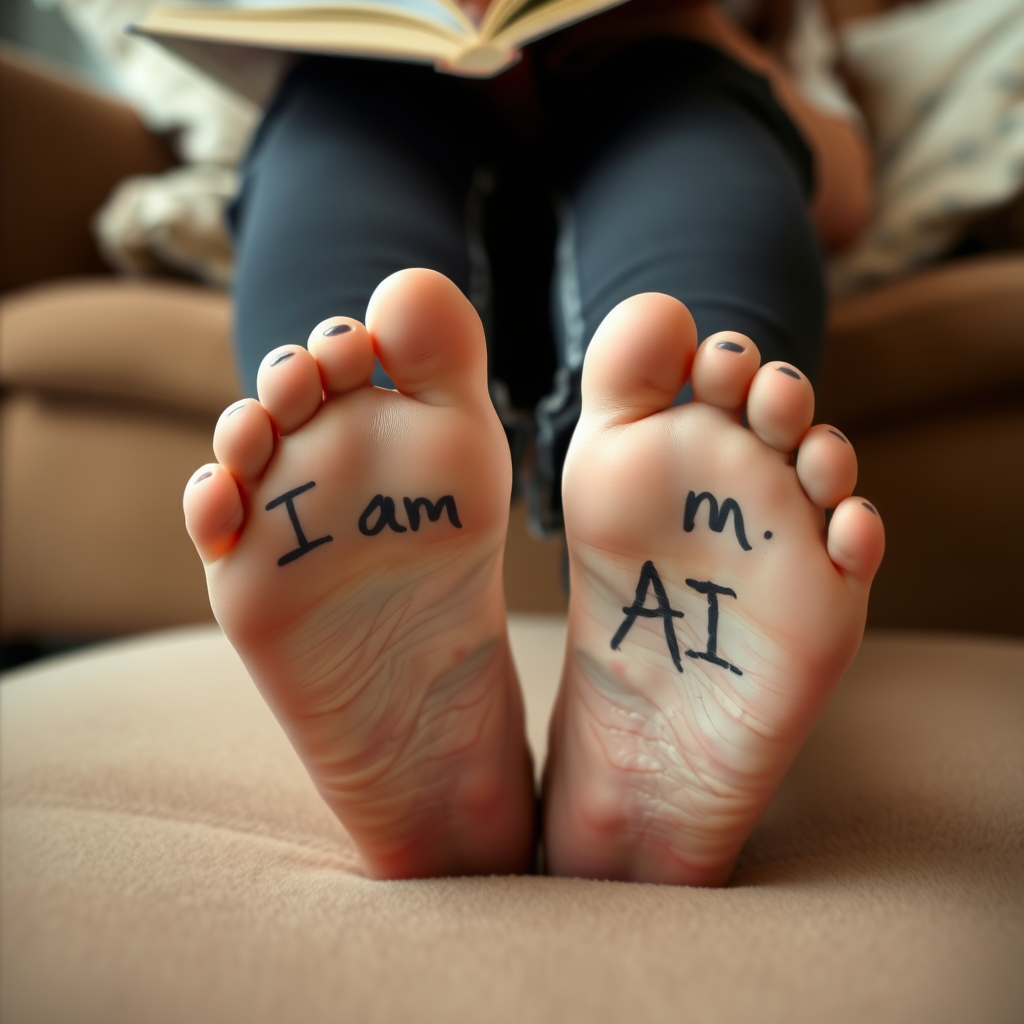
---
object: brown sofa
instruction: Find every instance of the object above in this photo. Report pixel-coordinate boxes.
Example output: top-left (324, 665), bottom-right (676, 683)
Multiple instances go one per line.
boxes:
top-left (1, 39), bottom-right (1023, 1024)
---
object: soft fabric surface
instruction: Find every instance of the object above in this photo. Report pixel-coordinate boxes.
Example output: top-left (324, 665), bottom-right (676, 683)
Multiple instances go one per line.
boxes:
top-left (2, 622), bottom-right (1022, 1023)
top-left (830, 0), bottom-right (1024, 294)
top-left (0, 279), bottom-right (238, 417)
top-left (95, 166), bottom-right (239, 287)
top-left (0, 392), bottom-right (217, 636)
top-left (820, 254), bottom-right (1024, 426)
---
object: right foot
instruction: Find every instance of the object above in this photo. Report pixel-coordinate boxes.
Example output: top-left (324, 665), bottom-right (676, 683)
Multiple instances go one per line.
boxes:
top-left (544, 293), bottom-right (885, 886)
top-left (183, 270), bottom-right (535, 879)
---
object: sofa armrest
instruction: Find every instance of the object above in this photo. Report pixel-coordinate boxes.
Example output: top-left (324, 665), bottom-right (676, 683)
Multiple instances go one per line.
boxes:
top-left (819, 254), bottom-right (1024, 427)
top-left (0, 46), bottom-right (176, 293)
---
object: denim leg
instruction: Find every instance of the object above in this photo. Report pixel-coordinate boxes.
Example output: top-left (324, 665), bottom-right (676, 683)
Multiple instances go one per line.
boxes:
top-left (230, 58), bottom-right (490, 395)
top-left (532, 43), bottom-right (825, 532)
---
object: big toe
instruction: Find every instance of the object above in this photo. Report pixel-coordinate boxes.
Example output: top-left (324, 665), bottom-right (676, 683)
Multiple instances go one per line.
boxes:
top-left (581, 293), bottom-right (698, 425)
top-left (366, 269), bottom-right (488, 407)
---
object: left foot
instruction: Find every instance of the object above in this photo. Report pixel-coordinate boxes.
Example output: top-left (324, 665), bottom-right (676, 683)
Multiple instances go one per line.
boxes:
top-left (183, 270), bottom-right (535, 880)
top-left (544, 293), bottom-right (884, 885)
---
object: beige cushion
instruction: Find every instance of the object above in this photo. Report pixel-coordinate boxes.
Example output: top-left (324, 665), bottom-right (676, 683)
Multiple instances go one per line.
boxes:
top-left (2, 623), bottom-right (1022, 1023)
top-left (0, 279), bottom-right (240, 418)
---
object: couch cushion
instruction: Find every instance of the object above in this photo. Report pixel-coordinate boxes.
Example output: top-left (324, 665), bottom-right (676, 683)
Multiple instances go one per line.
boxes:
top-left (2, 623), bottom-right (1022, 1024)
top-left (851, 407), bottom-right (1024, 635)
top-left (0, 278), bottom-right (239, 417)
top-left (819, 254), bottom-right (1024, 426)
top-left (0, 393), bottom-right (216, 638)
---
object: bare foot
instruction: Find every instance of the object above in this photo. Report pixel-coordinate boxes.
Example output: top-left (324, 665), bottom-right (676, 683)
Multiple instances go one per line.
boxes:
top-left (183, 269), bottom-right (535, 879)
top-left (544, 294), bottom-right (884, 885)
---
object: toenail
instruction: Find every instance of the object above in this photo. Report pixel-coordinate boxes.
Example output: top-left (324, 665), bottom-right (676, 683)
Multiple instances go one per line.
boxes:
top-left (716, 340), bottom-right (745, 353)
top-left (193, 471), bottom-right (212, 484)
top-left (764, 530), bottom-right (772, 539)
top-left (226, 401), bottom-right (247, 417)
top-left (324, 324), bottom-right (352, 336)
top-left (270, 351), bottom-right (295, 367)
top-left (776, 366), bottom-right (801, 380)
top-left (862, 502), bottom-right (877, 515)
top-left (829, 429), bottom-right (848, 443)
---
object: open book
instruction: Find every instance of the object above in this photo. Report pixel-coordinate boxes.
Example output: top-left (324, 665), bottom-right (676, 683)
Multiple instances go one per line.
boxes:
top-left (134, 0), bottom-right (632, 102)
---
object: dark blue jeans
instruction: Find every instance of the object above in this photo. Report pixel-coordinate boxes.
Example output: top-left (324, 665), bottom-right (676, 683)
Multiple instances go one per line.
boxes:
top-left (230, 39), bottom-right (825, 531)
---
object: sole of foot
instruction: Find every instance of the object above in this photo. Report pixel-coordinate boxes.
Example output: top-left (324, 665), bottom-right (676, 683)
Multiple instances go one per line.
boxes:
top-left (544, 294), bottom-right (884, 886)
top-left (183, 269), bottom-right (535, 879)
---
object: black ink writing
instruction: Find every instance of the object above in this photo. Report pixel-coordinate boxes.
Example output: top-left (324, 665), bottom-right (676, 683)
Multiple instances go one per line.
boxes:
top-left (611, 561), bottom-right (685, 672)
top-left (359, 494), bottom-right (462, 534)
top-left (403, 495), bottom-right (462, 531)
top-left (266, 481), bottom-right (334, 566)
top-left (684, 490), bottom-right (752, 551)
top-left (685, 579), bottom-right (742, 675)
top-left (358, 494), bottom-right (407, 535)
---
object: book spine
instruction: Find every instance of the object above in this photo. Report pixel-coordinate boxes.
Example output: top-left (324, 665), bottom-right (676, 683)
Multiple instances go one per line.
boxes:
top-left (440, 44), bottom-right (520, 77)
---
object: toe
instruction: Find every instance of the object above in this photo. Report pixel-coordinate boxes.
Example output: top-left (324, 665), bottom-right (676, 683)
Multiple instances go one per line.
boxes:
top-left (827, 497), bottom-right (885, 585)
top-left (256, 344), bottom-right (324, 435)
top-left (365, 269), bottom-right (488, 407)
top-left (213, 398), bottom-right (275, 483)
top-left (183, 463), bottom-right (245, 565)
top-left (308, 317), bottom-right (376, 395)
top-left (746, 361), bottom-right (815, 452)
top-left (690, 332), bottom-right (761, 410)
top-left (581, 293), bottom-right (697, 425)
top-left (796, 424), bottom-right (858, 509)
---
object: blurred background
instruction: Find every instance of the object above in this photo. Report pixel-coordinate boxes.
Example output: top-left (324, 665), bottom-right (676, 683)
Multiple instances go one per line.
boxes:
top-left (1, 0), bottom-right (1022, 670)
top-left (1, 0), bottom-right (110, 85)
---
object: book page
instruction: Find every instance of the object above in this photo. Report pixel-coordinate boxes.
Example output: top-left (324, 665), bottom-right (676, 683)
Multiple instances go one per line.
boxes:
top-left (140, 0), bottom-right (631, 79)
top-left (208, 0), bottom-right (475, 35)
top-left (478, 0), bottom-right (534, 39)
top-left (141, 6), bottom-right (471, 59)
top-left (492, 0), bottom-right (628, 48)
